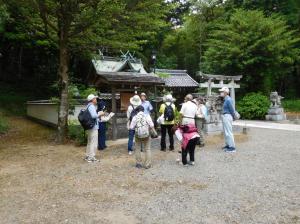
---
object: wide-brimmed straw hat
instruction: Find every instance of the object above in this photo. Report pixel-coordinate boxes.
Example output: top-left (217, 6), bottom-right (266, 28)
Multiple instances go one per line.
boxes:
top-left (130, 95), bottom-right (142, 106)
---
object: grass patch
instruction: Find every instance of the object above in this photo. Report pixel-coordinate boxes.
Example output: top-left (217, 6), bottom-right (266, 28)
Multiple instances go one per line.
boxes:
top-left (0, 82), bottom-right (31, 116)
top-left (282, 99), bottom-right (300, 112)
top-left (0, 115), bottom-right (9, 134)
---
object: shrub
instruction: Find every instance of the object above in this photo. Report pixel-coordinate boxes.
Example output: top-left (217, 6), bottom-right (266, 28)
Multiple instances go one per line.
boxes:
top-left (68, 122), bottom-right (87, 145)
top-left (0, 116), bottom-right (9, 134)
top-left (236, 92), bottom-right (269, 120)
top-left (282, 99), bottom-right (300, 112)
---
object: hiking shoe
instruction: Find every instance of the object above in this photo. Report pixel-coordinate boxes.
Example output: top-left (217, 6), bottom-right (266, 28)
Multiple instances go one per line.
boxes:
top-left (128, 151), bottom-right (133, 155)
top-left (183, 164), bottom-right (189, 167)
top-left (144, 165), bottom-right (151, 169)
top-left (135, 164), bottom-right (143, 169)
top-left (189, 161), bottom-right (195, 166)
top-left (225, 147), bottom-right (236, 153)
top-left (84, 157), bottom-right (93, 163)
top-left (90, 157), bottom-right (100, 162)
top-left (169, 147), bottom-right (174, 151)
top-left (222, 145), bottom-right (229, 150)
top-left (160, 148), bottom-right (166, 152)
top-left (199, 143), bottom-right (205, 148)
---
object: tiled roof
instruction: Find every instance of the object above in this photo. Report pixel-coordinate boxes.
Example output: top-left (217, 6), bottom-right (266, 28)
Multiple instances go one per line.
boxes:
top-left (156, 69), bottom-right (199, 87)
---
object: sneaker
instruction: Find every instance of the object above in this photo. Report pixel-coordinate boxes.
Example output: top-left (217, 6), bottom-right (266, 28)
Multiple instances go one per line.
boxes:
top-left (84, 157), bottom-right (93, 163)
top-left (144, 165), bottom-right (151, 169)
top-left (160, 148), bottom-right (166, 152)
top-left (183, 164), bottom-right (189, 167)
top-left (135, 163), bottom-right (142, 169)
top-left (225, 147), bottom-right (236, 153)
top-left (199, 143), bottom-right (205, 148)
top-left (90, 157), bottom-right (100, 162)
top-left (189, 161), bottom-right (195, 166)
top-left (222, 145), bottom-right (229, 150)
top-left (128, 151), bottom-right (133, 155)
top-left (169, 147), bottom-right (174, 151)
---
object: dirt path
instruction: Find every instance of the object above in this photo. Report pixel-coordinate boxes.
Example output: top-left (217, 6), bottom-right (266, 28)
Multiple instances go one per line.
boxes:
top-left (0, 116), bottom-right (299, 224)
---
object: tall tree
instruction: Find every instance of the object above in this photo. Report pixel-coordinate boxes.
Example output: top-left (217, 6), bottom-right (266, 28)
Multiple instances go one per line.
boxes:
top-left (202, 9), bottom-right (300, 94)
top-left (3, 0), bottom-right (168, 143)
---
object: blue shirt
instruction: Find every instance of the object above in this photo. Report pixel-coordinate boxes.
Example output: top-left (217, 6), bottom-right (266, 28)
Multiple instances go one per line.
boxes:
top-left (141, 100), bottom-right (153, 115)
top-left (87, 102), bottom-right (99, 130)
top-left (223, 96), bottom-right (235, 118)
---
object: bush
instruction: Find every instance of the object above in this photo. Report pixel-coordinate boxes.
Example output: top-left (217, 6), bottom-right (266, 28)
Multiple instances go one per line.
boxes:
top-left (0, 116), bottom-right (9, 134)
top-left (282, 99), bottom-right (300, 112)
top-left (236, 93), bottom-right (269, 120)
top-left (68, 122), bottom-right (87, 145)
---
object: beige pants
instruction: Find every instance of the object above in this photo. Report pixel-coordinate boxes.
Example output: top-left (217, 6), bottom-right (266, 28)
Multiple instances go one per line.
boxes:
top-left (86, 129), bottom-right (98, 158)
top-left (135, 137), bottom-right (151, 168)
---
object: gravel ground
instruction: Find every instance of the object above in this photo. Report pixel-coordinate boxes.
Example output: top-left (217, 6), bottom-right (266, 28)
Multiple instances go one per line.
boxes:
top-left (0, 117), bottom-right (299, 224)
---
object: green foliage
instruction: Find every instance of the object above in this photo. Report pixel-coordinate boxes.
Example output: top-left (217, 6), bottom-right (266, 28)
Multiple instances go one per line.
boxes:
top-left (0, 115), bottom-right (9, 134)
top-left (80, 87), bottom-right (97, 99)
top-left (68, 122), bottom-right (87, 146)
top-left (0, 83), bottom-right (30, 116)
top-left (236, 92), bottom-right (270, 120)
top-left (282, 99), bottom-right (300, 112)
top-left (202, 9), bottom-right (300, 94)
top-left (156, 72), bottom-right (170, 78)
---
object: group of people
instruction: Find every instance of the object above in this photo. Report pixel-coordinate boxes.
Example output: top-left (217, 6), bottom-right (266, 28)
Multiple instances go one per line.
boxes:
top-left (83, 86), bottom-right (237, 168)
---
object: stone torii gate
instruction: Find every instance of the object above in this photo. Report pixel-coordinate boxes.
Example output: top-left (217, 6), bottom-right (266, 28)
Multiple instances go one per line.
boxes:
top-left (198, 72), bottom-right (242, 107)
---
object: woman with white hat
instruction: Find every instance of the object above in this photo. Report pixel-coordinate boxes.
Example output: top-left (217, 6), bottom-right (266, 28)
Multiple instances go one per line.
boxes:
top-left (127, 95), bottom-right (142, 155)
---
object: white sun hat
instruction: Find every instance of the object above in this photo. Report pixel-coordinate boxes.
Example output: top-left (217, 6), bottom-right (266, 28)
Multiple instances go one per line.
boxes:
top-left (130, 95), bottom-right (142, 107)
top-left (219, 87), bottom-right (230, 94)
top-left (87, 94), bottom-right (98, 101)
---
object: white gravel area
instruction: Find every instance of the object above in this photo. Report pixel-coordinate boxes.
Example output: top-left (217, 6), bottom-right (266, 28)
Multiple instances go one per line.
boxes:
top-left (115, 128), bottom-right (300, 224)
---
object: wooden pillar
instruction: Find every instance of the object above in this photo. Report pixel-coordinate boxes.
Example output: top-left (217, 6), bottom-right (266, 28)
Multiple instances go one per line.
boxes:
top-left (111, 86), bottom-right (117, 140)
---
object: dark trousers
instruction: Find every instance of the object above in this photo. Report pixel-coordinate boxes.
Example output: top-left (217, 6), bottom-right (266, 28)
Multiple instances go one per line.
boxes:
top-left (182, 138), bottom-right (198, 165)
top-left (128, 129), bottom-right (135, 152)
top-left (160, 124), bottom-right (174, 150)
top-left (98, 122), bottom-right (107, 150)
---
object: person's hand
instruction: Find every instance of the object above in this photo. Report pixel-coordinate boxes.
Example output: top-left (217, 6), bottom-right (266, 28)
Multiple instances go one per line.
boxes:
top-left (98, 111), bottom-right (105, 117)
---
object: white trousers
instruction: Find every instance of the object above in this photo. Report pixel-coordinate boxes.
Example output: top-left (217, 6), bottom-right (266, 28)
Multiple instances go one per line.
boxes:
top-left (222, 114), bottom-right (235, 148)
top-left (86, 129), bottom-right (98, 158)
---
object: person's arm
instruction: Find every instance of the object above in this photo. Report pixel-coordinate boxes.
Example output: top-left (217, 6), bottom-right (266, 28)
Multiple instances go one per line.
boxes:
top-left (147, 116), bottom-right (154, 128)
top-left (127, 106), bottom-right (133, 119)
top-left (149, 101), bottom-right (153, 113)
top-left (159, 104), bottom-right (164, 115)
top-left (227, 99), bottom-right (235, 118)
top-left (88, 105), bottom-right (99, 119)
top-left (129, 116), bottom-right (137, 130)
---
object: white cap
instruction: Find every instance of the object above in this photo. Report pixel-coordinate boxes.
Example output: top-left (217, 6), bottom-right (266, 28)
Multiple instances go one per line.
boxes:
top-left (140, 92), bottom-right (146, 96)
top-left (165, 94), bottom-right (173, 102)
top-left (219, 87), bottom-right (230, 94)
top-left (87, 94), bottom-right (98, 101)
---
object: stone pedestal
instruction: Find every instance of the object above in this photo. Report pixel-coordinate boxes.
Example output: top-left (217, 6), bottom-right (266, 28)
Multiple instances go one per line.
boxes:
top-left (265, 106), bottom-right (286, 121)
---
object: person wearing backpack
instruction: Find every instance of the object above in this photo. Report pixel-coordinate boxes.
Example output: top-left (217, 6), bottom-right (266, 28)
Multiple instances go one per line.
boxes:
top-left (130, 106), bottom-right (154, 169)
top-left (127, 95), bottom-right (142, 155)
top-left (159, 94), bottom-right (176, 151)
top-left (84, 94), bottom-right (103, 163)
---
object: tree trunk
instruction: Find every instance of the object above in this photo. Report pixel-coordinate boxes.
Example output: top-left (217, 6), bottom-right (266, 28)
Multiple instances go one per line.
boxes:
top-left (56, 38), bottom-right (69, 144)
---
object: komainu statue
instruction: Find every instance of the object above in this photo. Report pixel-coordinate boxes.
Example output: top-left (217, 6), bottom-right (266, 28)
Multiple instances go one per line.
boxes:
top-left (270, 91), bottom-right (284, 107)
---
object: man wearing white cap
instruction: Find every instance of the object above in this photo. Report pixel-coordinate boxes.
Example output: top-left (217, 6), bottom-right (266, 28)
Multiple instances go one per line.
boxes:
top-left (85, 94), bottom-right (103, 162)
top-left (219, 87), bottom-right (236, 153)
top-left (127, 95), bottom-right (142, 155)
